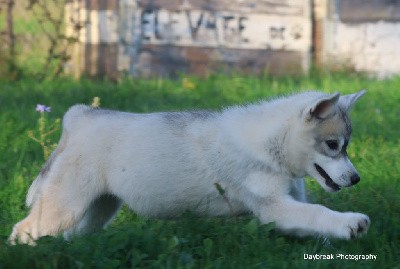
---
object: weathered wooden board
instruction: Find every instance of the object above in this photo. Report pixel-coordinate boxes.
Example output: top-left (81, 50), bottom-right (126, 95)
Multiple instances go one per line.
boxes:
top-left (137, 0), bottom-right (308, 15)
top-left (65, 0), bottom-right (312, 78)
top-left (122, 45), bottom-right (305, 77)
top-left (338, 0), bottom-right (400, 22)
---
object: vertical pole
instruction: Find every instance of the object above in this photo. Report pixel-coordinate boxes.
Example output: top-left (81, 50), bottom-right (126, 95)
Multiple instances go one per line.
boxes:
top-left (6, 0), bottom-right (16, 68)
top-left (311, 0), bottom-right (326, 69)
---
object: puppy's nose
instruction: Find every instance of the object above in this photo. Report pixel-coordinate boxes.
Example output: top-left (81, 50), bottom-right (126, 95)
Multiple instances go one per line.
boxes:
top-left (350, 173), bottom-right (360, 185)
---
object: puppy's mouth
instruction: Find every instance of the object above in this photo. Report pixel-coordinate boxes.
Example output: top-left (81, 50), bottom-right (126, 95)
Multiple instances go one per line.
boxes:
top-left (314, 163), bottom-right (341, 191)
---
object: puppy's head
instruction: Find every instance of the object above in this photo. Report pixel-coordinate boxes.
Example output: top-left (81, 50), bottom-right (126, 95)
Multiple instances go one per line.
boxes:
top-left (294, 90), bottom-right (366, 192)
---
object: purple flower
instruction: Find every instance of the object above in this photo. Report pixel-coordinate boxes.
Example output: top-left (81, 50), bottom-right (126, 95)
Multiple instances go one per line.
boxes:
top-left (36, 104), bottom-right (51, 113)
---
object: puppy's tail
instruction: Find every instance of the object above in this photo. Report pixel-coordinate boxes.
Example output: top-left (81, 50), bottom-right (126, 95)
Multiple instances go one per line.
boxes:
top-left (25, 142), bottom-right (63, 207)
top-left (26, 175), bottom-right (42, 207)
top-left (26, 150), bottom-right (56, 207)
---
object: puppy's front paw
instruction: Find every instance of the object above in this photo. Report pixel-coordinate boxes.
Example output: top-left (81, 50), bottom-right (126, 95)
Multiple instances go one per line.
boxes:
top-left (338, 212), bottom-right (370, 239)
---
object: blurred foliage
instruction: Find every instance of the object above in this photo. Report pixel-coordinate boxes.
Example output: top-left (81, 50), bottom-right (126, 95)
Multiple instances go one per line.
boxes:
top-left (0, 0), bottom-right (79, 80)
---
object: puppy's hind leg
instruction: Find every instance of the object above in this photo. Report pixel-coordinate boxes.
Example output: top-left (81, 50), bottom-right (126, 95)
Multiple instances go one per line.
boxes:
top-left (64, 194), bottom-right (122, 240)
top-left (9, 172), bottom-right (105, 245)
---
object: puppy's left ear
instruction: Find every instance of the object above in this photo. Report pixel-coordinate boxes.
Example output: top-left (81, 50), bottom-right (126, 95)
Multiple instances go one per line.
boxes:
top-left (339, 89), bottom-right (366, 111)
top-left (306, 92), bottom-right (340, 121)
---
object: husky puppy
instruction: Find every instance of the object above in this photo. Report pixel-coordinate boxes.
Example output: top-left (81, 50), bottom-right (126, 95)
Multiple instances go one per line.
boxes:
top-left (9, 90), bottom-right (369, 244)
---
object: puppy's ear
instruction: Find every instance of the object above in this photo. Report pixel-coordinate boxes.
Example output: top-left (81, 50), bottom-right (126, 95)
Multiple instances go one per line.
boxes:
top-left (305, 92), bottom-right (340, 121)
top-left (339, 89), bottom-right (366, 111)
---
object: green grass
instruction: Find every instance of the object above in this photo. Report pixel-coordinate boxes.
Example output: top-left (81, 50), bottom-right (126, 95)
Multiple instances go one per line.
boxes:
top-left (0, 73), bottom-right (399, 268)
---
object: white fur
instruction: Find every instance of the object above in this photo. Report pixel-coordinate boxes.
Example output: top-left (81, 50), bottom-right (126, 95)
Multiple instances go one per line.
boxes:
top-left (9, 91), bottom-right (369, 244)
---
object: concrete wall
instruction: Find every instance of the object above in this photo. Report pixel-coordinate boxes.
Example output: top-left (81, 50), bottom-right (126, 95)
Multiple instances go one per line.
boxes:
top-left (317, 0), bottom-right (400, 78)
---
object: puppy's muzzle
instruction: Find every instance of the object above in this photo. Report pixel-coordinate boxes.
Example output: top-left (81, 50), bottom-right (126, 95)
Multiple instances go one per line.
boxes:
top-left (314, 163), bottom-right (341, 191)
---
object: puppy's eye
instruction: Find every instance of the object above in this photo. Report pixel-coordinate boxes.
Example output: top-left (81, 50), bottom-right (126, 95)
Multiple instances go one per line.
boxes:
top-left (326, 140), bottom-right (339, 150)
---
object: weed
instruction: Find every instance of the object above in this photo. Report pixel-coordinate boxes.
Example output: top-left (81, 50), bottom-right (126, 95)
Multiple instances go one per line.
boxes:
top-left (27, 104), bottom-right (60, 160)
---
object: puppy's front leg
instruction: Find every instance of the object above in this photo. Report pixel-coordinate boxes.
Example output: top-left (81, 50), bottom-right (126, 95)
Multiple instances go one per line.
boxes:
top-left (256, 197), bottom-right (370, 239)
